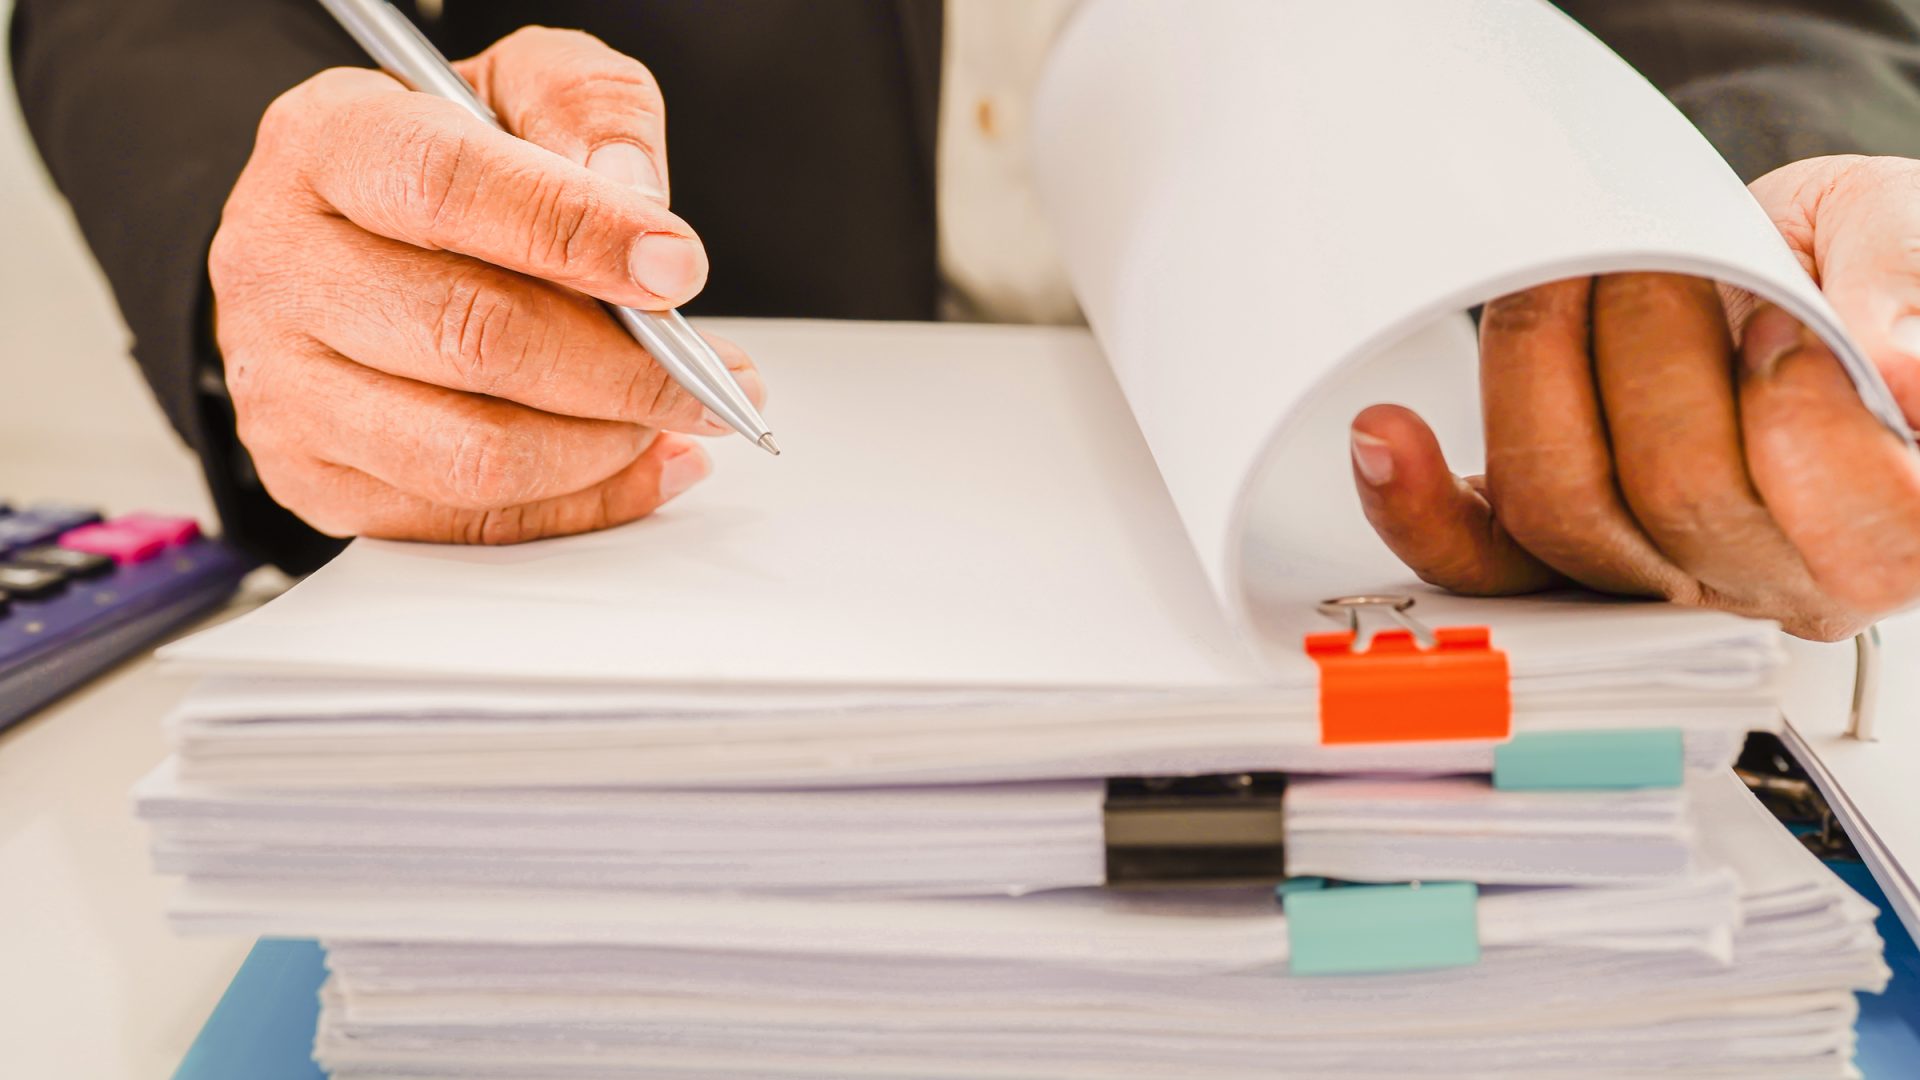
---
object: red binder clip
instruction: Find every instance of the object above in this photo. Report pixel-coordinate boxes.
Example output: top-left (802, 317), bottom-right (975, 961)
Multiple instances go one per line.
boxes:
top-left (1306, 595), bottom-right (1510, 745)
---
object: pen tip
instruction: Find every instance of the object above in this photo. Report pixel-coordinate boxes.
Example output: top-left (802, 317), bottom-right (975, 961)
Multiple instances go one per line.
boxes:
top-left (757, 433), bottom-right (782, 456)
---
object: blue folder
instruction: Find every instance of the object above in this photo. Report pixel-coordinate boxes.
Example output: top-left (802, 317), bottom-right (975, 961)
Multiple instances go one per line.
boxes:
top-left (171, 938), bottom-right (326, 1080)
top-left (1833, 862), bottom-right (1920, 1077)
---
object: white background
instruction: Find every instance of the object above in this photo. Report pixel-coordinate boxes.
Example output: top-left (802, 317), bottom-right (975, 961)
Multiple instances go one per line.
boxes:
top-left (0, 0), bottom-right (214, 519)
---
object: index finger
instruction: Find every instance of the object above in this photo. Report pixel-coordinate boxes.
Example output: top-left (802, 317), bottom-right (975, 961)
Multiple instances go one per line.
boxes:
top-left (1477, 278), bottom-right (1688, 598)
top-left (293, 69), bottom-right (705, 309)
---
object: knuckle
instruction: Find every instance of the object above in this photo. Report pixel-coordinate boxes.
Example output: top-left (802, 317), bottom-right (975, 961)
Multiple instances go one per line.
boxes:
top-left (206, 213), bottom-right (285, 300)
top-left (1622, 475), bottom-right (1742, 543)
top-left (435, 267), bottom-right (547, 394)
top-left (305, 65), bottom-right (384, 97)
top-left (229, 389), bottom-right (275, 459)
top-left (251, 460), bottom-right (338, 533)
top-left (500, 24), bottom-right (596, 54)
top-left (393, 117), bottom-right (478, 234)
top-left (256, 78), bottom-right (319, 141)
top-left (1410, 557), bottom-right (1501, 597)
top-left (1489, 487), bottom-right (1596, 562)
top-left (467, 503), bottom-right (539, 546)
top-left (549, 61), bottom-right (666, 125)
top-left (1480, 279), bottom-right (1590, 339)
top-left (257, 67), bottom-right (373, 152)
top-left (1655, 575), bottom-right (1717, 612)
top-left (283, 474), bottom-right (362, 540)
top-left (444, 417), bottom-right (540, 507)
top-left (618, 358), bottom-right (679, 422)
top-left (499, 29), bottom-right (665, 150)
top-left (222, 341), bottom-right (315, 463)
top-left (206, 224), bottom-right (249, 296)
top-left (219, 340), bottom-right (267, 411)
top-left (507, 26), bottom-right (658, 95)
top-left (519, 170), bottom-right (607, 276)
top-left (590, 479), bottom-right (625, 532)
top-left (1596, 272), bottom-right (1709, 321)
top-left (1480, 289), bottom-right (1555, 336)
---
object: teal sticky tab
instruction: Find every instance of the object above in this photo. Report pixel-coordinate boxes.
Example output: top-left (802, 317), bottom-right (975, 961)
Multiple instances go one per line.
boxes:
top-left (1493, 728), bottom-right (1686, 791)
top-left (1275, 876), bottom-right (1328, 900)
top-left (1285, 882), bottom-right (1479, 976)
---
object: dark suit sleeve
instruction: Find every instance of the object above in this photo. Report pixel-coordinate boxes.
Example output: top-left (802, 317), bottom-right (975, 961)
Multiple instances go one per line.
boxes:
top-left (1559, 0), bottom-right (1920, 181)
top-left (10, 0), bottom-right (365, 572)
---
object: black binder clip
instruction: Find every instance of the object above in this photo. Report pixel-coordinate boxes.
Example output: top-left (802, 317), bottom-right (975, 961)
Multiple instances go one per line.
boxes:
top-left (1103, 772), bottom-right (1288, 887)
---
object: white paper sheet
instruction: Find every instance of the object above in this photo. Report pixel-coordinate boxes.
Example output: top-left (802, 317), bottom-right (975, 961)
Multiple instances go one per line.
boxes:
top-left (1034, 0), bottom-right (1909, 642)
top-left (163, 321), bottom-right (1780, 697)
top-left (166, 322), bottom-right (1261, 689)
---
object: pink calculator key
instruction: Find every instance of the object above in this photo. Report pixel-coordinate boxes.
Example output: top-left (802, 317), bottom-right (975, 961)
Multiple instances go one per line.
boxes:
top-left (112, 512), bottom-right (202, 547)
top-left (58, 523), bottom-right (165, 565)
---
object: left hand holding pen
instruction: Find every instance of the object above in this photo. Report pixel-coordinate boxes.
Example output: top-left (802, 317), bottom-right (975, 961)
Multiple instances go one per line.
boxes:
top-left (1350, 154), bottom-right (1920, 641)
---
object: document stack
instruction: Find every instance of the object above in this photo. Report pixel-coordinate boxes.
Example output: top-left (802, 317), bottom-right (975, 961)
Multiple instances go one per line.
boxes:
top-left (139, 1), bottom-right (1909, 1073)
top-left (138, 319), bottom-right (1888, 1079)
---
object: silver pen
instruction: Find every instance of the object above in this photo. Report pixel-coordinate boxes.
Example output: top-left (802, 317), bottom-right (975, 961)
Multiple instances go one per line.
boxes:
top-left (317, 0), bottom-right (779, 456)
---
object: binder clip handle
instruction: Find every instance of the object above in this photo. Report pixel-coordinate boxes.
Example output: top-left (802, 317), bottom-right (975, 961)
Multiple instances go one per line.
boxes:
top-left (1317, 594), bottom-right (1436, 650)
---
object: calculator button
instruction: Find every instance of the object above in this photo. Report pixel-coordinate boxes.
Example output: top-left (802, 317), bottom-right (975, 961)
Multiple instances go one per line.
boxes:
top-left (0, 504), bottom-right (103, 553)
top-left (0, 517), bottom-right (65, 555)
top-left (58, 523), bottom-right (165, 566)
top-left (0, 564), bottom-right (66, 599)
top-left (22, 503), bottom-right (103, 532)
top-left (109, 512), bottom-right (202, 548)
top-left (13, 546), bottom-right (114, 579)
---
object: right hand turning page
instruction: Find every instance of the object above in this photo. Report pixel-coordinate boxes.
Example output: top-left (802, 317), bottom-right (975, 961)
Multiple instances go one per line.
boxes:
top-left (1034, 0), bottom-right (1907, 660)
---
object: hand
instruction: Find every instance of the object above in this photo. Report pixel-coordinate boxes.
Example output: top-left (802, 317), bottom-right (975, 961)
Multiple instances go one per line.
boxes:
top-left (210, 27), bottom-right (765, 544)
top-left (1349, 155), bottom-right (1920, 641)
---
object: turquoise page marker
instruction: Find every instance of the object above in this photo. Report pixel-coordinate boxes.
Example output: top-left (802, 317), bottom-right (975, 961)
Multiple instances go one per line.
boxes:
top-left (1494, 728), bottom-right (1685, 791)
top-left (1285, 881), bottom-right (1480, 976)
top-left (1276, 876), bottom-right (1328, 897)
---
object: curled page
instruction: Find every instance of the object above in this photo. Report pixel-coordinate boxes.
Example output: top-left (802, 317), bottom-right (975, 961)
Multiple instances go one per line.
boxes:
top-left (1034, 0), bottom-right (1908, 652)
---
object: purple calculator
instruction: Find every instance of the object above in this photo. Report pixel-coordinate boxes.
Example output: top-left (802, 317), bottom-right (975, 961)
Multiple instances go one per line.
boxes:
top-left (0, 503), bottom-right (251, 733)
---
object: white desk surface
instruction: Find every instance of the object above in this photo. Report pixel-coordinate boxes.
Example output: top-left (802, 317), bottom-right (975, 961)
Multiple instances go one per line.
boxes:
top-left (0, 649), bottom-right (251, 1080)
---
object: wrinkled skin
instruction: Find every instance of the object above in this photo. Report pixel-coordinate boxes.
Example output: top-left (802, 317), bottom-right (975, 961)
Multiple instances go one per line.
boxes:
top-left (211, 27), bottom-right (765, 545)
top-left (1353, 157), bottom-right (1920, 641)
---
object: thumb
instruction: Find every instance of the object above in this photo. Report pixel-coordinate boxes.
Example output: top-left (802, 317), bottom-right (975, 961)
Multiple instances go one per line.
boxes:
top-left (1751, 156), bottom-right (1920, 422)
top-left (1351, 404), bottom-right (1563, 596)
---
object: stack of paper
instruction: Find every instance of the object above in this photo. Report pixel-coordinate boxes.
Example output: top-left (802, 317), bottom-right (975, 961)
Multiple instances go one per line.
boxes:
top-left (136, 322), bottom-right (1885, 1076)
top-left (139, 768), bottom-right (1711, 897)
top-left (152, 774), bottom-right (1882, 1079)
top-left (137, 0), bottom-right (1908, 1072)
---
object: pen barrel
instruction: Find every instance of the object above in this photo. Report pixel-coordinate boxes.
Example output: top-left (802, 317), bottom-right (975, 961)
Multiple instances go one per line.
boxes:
top-left (317, 0), bottom-right (774, 449)
top-left (610, 305), bottom-right (770, 439)
top-left (316, 0), bottom-right (498, 125)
